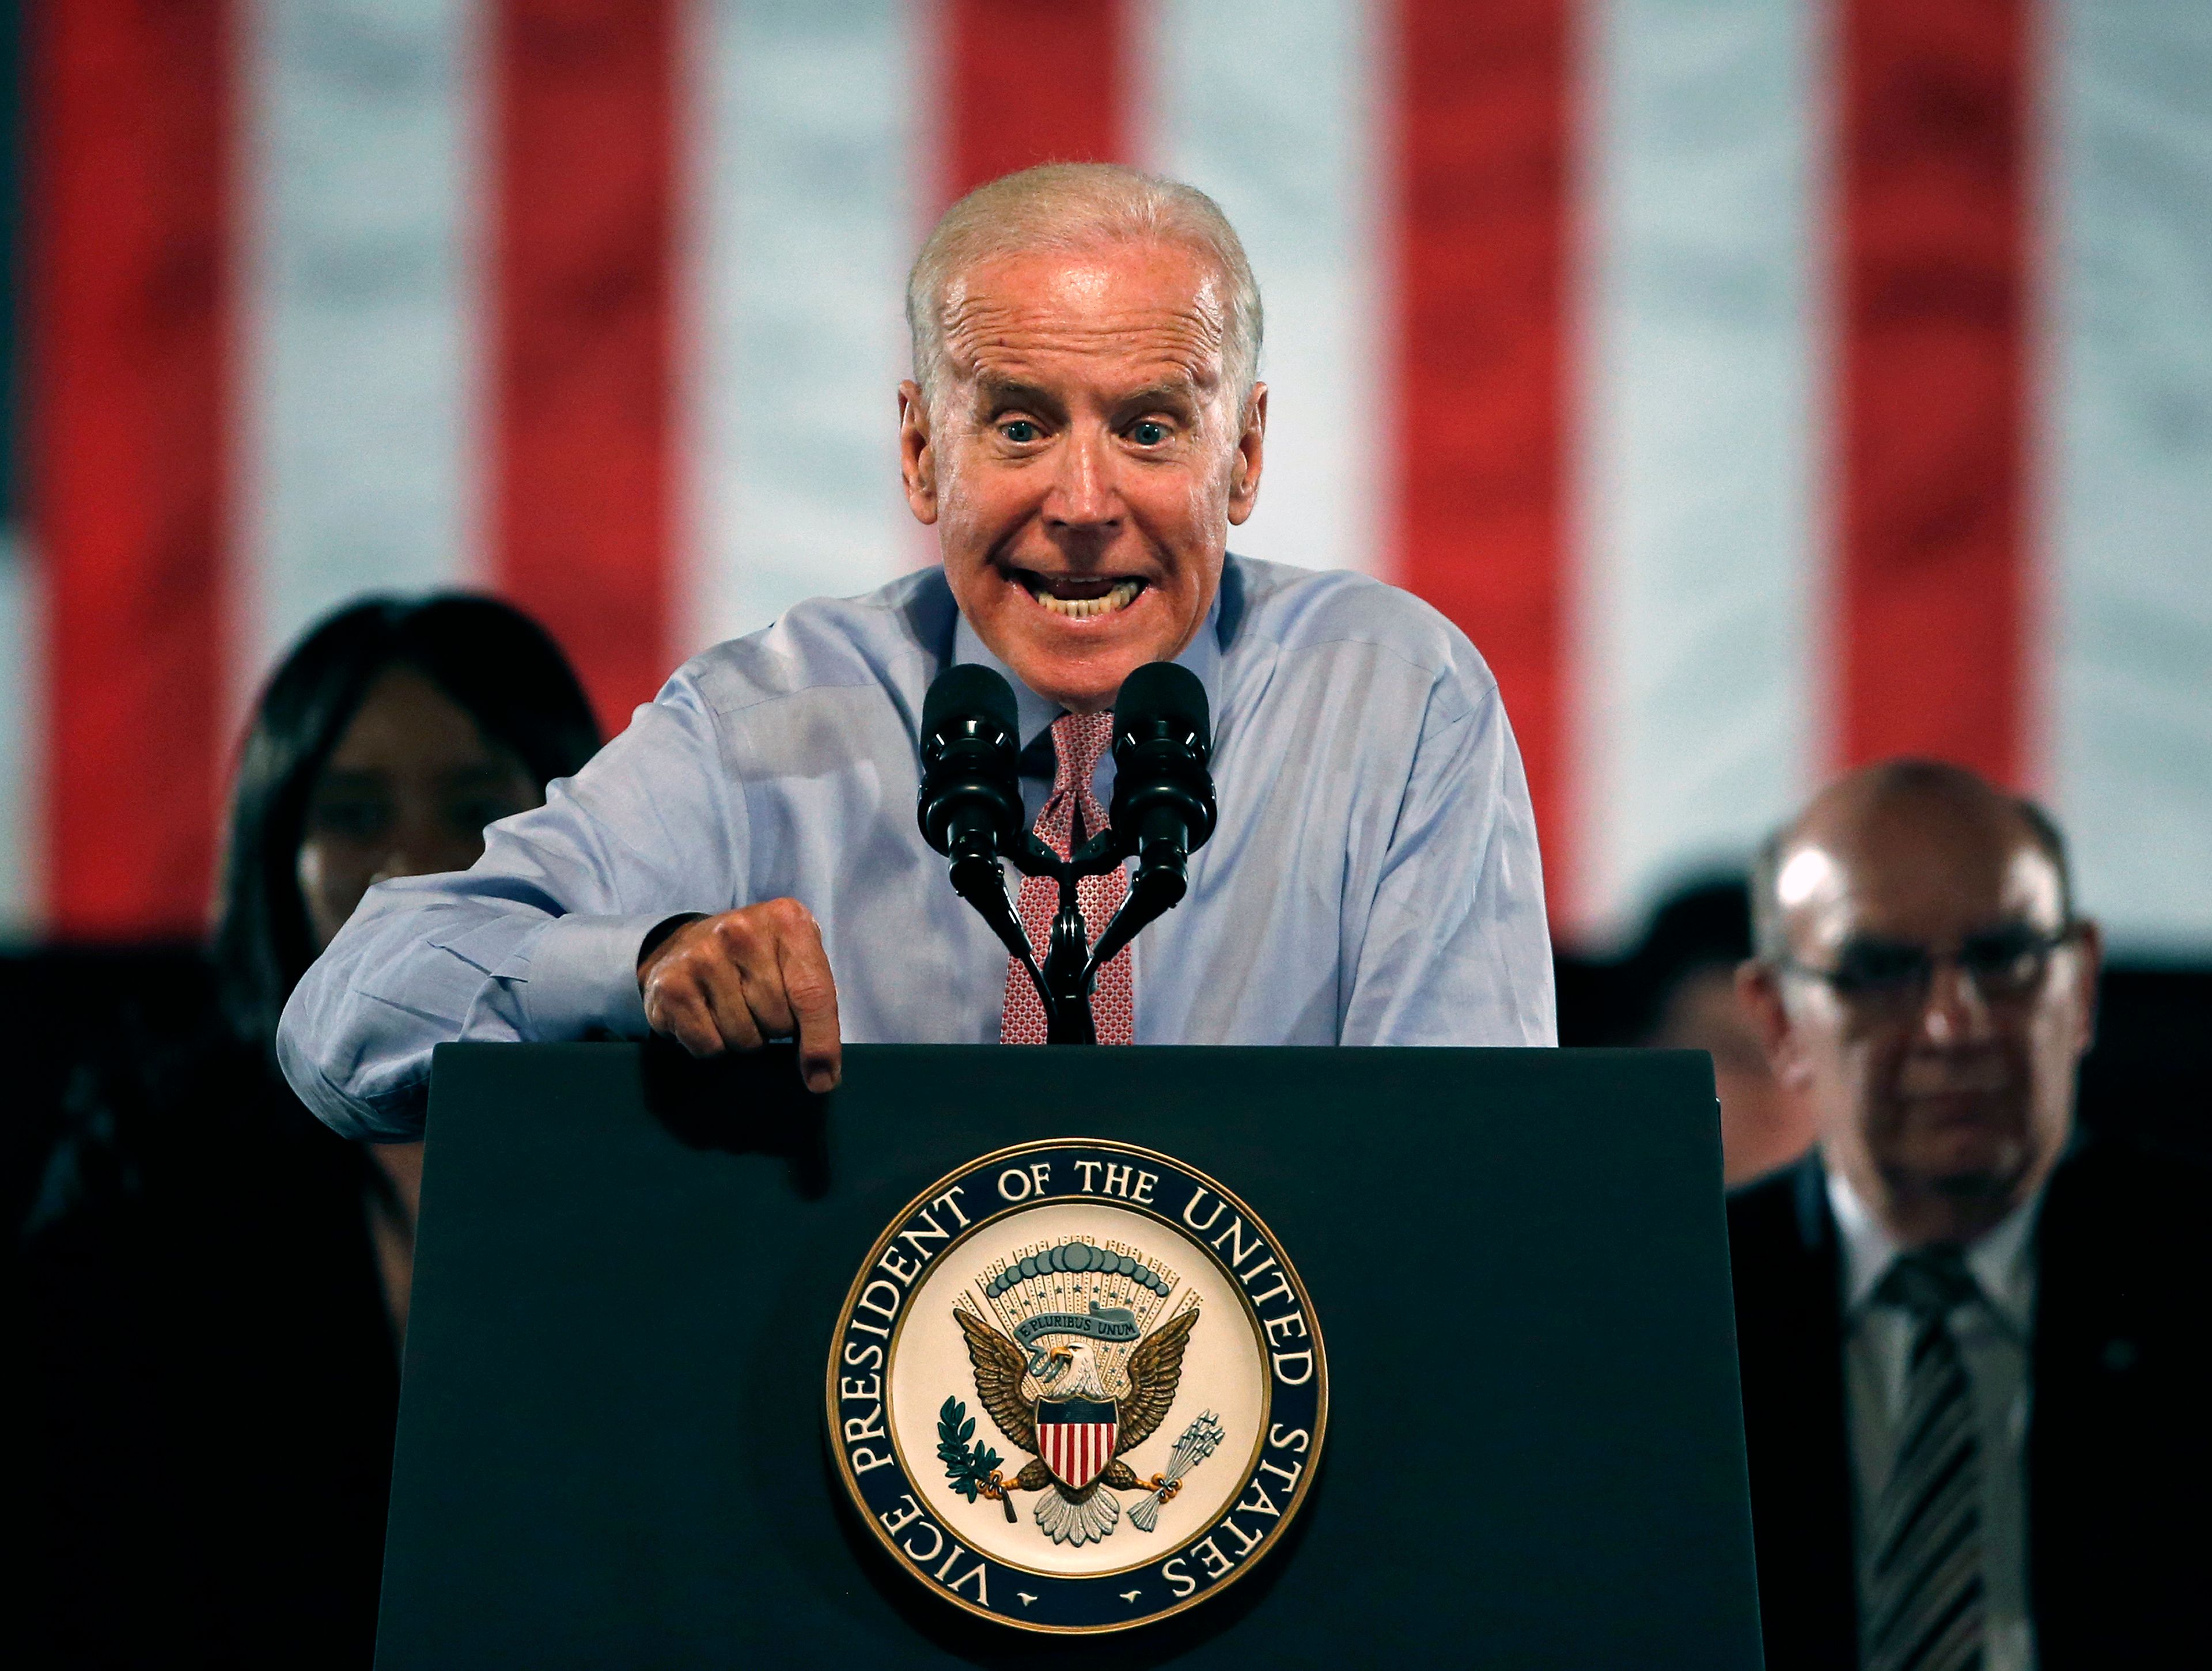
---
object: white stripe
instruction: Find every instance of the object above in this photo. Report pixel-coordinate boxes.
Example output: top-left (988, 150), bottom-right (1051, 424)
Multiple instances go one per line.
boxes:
top-left (1138, 0), bottom-right (1387, 578)
top-left (236, 0), bottom-right (484, 711)
top-left (0, 533), bottom-right (40, 941)
top-left (1573, 0), bottom-right (1827, 942)
top-left (681, 0), bottom-right (924, 657)
top-left (2044, 1), bottom-right (2212, 953)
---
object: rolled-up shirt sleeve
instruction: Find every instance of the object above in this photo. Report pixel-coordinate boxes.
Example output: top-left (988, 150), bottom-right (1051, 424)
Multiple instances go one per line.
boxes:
top-left (277, 675), bottom-right (744, 1139)
top-left (1338, 672), bottom-right (1557, 1048)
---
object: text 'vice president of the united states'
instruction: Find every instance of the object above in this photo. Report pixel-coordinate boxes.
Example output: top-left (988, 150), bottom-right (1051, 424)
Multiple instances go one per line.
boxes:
top-left (279, 164), bottom-right (1556, 1140)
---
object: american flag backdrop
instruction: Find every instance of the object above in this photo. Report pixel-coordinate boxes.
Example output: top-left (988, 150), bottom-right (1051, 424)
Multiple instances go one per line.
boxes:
top-left (4, 0), bottom-right (2209, 953)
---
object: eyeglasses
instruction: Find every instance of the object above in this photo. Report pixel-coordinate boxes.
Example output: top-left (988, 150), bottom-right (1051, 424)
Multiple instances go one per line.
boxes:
top-left (1779, 924), bottom-right (2078, 1012)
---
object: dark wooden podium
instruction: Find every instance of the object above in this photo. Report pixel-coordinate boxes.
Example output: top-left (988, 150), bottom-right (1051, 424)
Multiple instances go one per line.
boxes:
top-left (376, 1043), bottom-right (1762, 1668)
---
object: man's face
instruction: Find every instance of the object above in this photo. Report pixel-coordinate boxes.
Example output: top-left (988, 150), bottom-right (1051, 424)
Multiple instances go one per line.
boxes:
top-left (1750, 795), bottom-right (2099, 1240)
top-left (899, 240), bottom-right (1265, 712)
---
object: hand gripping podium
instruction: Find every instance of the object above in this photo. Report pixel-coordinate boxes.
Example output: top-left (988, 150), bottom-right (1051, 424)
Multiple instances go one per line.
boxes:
top-left (377, 1044), bottom-right (1762, 1668)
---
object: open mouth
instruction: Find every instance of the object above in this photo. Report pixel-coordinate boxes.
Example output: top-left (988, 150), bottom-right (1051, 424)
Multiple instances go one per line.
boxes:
top-left (1014, 569), bottom-right (1147, 620)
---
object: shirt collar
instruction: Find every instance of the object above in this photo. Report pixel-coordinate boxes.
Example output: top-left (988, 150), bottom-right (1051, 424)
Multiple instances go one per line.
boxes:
top-left (949, 580), bottom-right (1225, 752)
top-left (1824, 1155), bottom-right (2040, 1334)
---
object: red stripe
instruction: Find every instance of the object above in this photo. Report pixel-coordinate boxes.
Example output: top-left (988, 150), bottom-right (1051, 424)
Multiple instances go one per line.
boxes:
top-left (491, 0), bottom-right (677, 734)
top-left (31, 3), bottom-right (236, 939)
top-left (1388, 0), bottom-right (1577, 922)
top-left (944, 0), bottom-right (1128, 202)
top-left (1041, 1418), bottom-right (1117, 1488)
top-left (1836, 0), bottom-right (2031, 782)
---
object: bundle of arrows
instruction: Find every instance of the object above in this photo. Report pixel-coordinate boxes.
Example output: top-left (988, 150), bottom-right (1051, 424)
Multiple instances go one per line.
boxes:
top-left (1130, 1409), bottom-right (1226, 1532)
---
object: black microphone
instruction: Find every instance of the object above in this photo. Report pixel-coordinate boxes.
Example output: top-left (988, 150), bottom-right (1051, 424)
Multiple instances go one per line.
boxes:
top-left (916, 664), bottom-right (1024, 888)
top-left (918, 662), bottom-right (1071, 1028)
top-left (1108, 661), bottom-right (1217, 907)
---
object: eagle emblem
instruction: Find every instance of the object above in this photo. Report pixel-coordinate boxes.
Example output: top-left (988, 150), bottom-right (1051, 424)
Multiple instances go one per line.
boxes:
top-left (948, 1238), bottom-right (1204, 1545)
top-left (828, 1138), bottom-right (1327, 1632)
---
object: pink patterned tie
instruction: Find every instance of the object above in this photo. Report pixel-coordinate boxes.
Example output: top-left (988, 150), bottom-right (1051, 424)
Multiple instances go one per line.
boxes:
top-left (1001, 711), bottom-right (1134, 1045)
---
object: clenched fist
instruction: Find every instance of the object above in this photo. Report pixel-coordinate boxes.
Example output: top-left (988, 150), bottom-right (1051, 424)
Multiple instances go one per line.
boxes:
top-left (637, 899), bottom-right (842, 1092)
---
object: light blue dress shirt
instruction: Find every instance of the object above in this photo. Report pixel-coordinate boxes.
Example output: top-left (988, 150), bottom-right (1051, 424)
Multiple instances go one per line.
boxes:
top-left (278, 556), bottom-right (1556, 1139)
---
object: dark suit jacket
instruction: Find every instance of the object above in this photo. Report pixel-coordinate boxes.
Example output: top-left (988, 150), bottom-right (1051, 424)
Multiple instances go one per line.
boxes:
top-left (1728, 1141), bottom-right (2211, 1670)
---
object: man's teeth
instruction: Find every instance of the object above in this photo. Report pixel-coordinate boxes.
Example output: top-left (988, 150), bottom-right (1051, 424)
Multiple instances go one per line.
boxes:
top-left (1033, 578), bottom-right (1143, 619)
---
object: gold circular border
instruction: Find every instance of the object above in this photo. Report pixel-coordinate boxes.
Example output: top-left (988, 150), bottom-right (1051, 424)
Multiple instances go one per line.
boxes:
top-left (823, 1136), bottom-right (1330, 1636)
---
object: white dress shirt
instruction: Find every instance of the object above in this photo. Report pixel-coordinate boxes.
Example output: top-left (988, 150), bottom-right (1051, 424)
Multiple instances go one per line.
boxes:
top-left (1827, 1165), bottom-right (2041, 1671)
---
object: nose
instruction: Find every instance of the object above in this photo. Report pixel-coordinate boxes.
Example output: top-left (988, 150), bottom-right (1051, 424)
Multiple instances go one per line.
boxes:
top-left (1916, 956), bottom-right (1991, 1046)
top-left (1043, 426), bottom-right (1120, 535)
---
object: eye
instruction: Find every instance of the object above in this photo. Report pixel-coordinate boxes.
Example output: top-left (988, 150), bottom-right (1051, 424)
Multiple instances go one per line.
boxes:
top-left (999, 419), bottom-right (1040, 444)
top-left (307, 793), bottom-right (391, 844)
top-left (1130, 419), bottom-right (1169, 446)
top-left (1959, 927), bottom-right (2056, 995)
top-left (1830, 941), bottom-right (1929, 994)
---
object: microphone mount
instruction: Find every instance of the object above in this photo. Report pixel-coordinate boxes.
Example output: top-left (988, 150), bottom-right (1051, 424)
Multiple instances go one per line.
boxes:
top-left (918, 661), bottom-right (1215, 1045)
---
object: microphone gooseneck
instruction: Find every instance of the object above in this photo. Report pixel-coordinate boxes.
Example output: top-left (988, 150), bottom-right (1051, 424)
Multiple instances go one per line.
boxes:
top-left (1075, 661), bottom-right (1217, 977)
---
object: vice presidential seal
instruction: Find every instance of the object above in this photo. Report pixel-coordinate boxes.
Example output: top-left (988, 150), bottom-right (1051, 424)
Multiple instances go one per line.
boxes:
top-left (826, 1139), bottom-right (1327, 1633)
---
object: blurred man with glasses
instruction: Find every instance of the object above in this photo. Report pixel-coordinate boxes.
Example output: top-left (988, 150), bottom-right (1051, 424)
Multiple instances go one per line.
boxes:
top-left (1728, 759), bottom-right (2207, 1671)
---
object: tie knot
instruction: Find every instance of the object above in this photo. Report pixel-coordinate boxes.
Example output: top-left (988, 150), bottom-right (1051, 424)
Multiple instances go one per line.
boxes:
top-left (1874, 1245), bottom-right (1979, 1320)
top-left (1050, 710), bottom-right (1116, 799)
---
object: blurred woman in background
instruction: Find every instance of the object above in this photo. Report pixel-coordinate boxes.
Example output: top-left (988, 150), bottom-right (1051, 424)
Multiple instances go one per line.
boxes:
top-left (20, 595), bottom-right (600, 1668)
top-left (215, 594), bottom-right (603, 1338)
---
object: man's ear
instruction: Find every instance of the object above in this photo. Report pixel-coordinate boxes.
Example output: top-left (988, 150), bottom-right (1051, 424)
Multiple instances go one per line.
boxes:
top-left (1226, 382), bottom-right (1267, 526)
top-left (2069, 917), bottom-right (2104, 1054)
top-left (899, 380), bottom-right (938, 525)
top-left (1736, 959), bottom-right (1810, 1090)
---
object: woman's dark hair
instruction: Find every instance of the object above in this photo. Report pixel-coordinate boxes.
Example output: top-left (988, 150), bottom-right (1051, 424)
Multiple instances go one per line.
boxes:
top-left (213, 594), bottom-right (603, 1055)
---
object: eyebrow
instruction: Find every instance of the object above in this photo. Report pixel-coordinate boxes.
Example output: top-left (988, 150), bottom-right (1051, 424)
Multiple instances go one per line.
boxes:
top-left (966, 373), bottom-right (1207, 414)
top-left (1112, 380), bottom-right (1203, 412)
top-left (1834, 921), bottom-right (2058, 952)
top-left (969, 373), bottom-right (1060, 411)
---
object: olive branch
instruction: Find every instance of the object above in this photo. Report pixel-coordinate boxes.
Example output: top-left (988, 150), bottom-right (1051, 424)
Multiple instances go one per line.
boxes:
top-left (937, 1397), bottom-right (1001, 1499)
top-left (938, 1397), bottom-right (1016, 1521)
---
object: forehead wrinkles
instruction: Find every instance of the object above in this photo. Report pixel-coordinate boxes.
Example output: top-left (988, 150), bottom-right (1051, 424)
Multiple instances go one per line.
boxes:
top-left (939, 268), bottom-right (1228, 396)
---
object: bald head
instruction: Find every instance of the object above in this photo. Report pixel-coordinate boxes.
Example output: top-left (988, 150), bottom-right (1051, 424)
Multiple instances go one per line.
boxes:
top-left (1751, 760), bottom-right (2072, 964)
top-left (1737, 758), bottom-right (2099, 1245)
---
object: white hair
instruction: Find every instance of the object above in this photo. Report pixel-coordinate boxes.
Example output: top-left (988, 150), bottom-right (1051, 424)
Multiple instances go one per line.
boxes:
top-left (906, 162), bottom-right (1263, 411)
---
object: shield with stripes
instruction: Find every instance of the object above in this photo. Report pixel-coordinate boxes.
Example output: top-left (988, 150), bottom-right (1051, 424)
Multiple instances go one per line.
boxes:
top-left (1035, 1397), bottom-right (1119, 1491)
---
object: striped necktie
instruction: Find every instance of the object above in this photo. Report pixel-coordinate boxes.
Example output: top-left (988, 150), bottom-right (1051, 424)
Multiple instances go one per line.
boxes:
top-left (1862, 1245), bottom-right (1984, 1671)
top-left (999, 711), bottom-right (1134, 1045)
